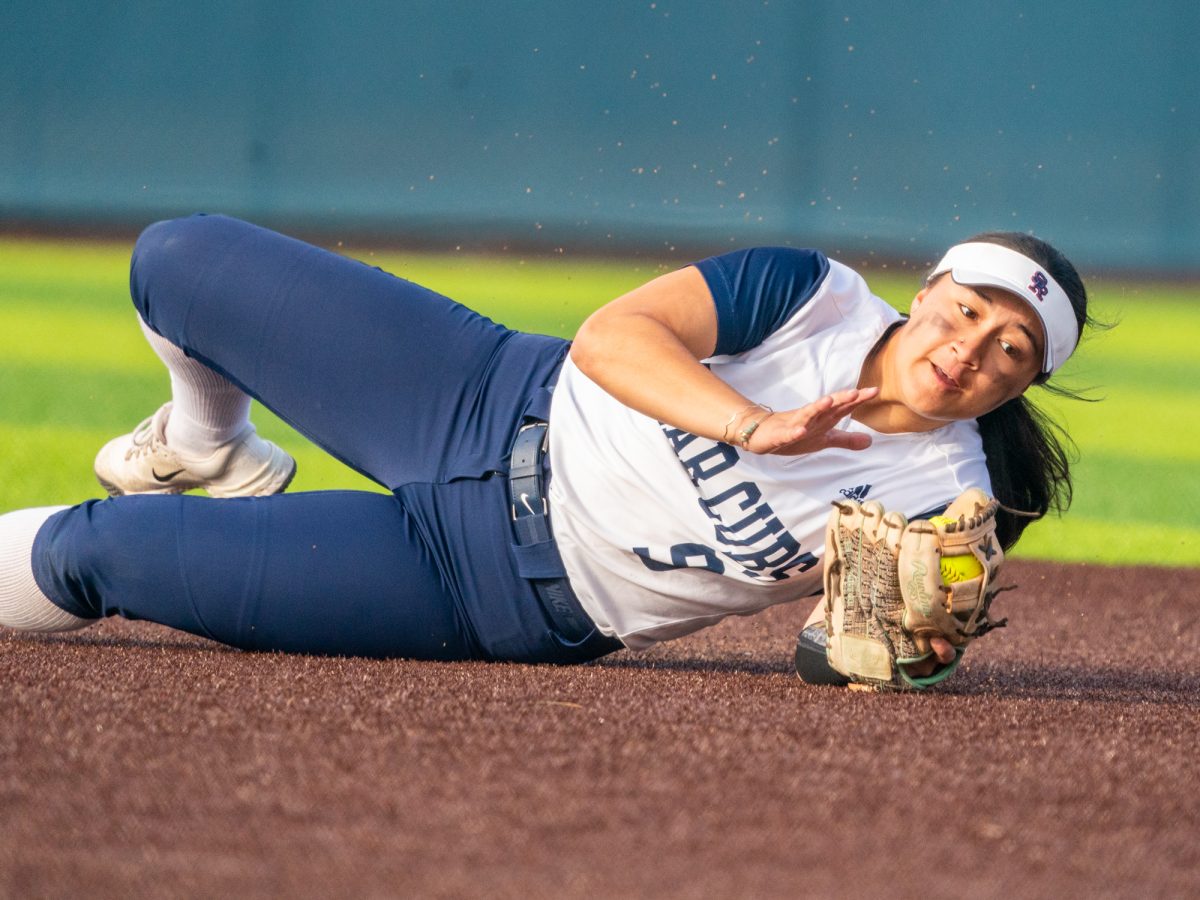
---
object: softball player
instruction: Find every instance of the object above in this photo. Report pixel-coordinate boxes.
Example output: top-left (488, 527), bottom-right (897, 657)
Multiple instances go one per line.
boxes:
top-left (0, 214), bottom-right (1091, 672)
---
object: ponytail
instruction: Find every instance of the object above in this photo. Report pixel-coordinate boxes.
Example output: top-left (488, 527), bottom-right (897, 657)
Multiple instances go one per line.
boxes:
top-left (977, 395), bottom-right (1074, 549)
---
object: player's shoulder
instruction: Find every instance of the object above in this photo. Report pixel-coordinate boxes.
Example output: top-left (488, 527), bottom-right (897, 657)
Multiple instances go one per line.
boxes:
top-left (782, 254), bottom-right (897, 332)
top-left (695, 246), bottom-right (824, 288)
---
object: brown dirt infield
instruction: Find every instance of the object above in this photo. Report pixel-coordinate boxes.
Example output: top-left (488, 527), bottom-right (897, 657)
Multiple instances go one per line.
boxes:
top-left (3, 559), bottom-right (1198, 899)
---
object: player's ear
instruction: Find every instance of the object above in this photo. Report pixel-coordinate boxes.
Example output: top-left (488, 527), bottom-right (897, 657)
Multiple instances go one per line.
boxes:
top-left (910, 287), bottom-right (929, 312)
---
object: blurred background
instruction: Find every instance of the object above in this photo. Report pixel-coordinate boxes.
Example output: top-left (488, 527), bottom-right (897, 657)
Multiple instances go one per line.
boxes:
top-left (1, 0), bottom-right (1198, 563)
top-left (2, 0), bottom-right (1197, 270)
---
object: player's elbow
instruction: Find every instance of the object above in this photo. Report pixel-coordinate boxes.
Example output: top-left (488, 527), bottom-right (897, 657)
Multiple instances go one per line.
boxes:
top-left (569, 309), bottom-right (618, 379)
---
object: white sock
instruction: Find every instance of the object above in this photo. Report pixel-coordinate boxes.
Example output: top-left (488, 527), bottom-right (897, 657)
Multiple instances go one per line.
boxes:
top-left (139, 317), bottom-right (252, 456)
top-left (0, 507), bottom-right (91, 633)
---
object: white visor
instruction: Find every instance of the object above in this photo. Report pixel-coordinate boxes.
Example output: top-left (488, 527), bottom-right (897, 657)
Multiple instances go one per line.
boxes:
top-left (928, 242), bottom-right (1079, 374)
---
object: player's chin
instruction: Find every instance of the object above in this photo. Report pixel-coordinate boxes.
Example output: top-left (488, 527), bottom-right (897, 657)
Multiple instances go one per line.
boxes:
top-left (904, 397), bottom-right (980, 427)
top-left (908, 380), bottom-right (995, 422)
top-left (902, 386), bottom-right (961, 422)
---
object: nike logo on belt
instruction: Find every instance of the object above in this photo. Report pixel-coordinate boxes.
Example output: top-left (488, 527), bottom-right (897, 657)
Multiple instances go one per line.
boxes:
top-left (152, 468), bottom-right (185, 483)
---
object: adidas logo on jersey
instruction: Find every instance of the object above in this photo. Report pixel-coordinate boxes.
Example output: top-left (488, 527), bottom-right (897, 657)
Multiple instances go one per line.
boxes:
top-left (838, 484), bottom-right (871, 501)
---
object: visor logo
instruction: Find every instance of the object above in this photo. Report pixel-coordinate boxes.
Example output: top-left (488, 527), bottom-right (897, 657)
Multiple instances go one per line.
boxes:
top-left (1029, 271), bottom-right (1049, 301)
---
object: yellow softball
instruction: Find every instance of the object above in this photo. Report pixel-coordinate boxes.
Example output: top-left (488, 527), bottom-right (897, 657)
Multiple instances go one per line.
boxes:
top-left (939, 553), bottom-right (983, 584)
top-left (929, 515), bottom-right (983, 584)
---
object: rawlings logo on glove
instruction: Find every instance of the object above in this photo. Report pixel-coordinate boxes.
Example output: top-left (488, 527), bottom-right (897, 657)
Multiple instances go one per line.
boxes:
top-left (821, 488), bottom-right (1007, 691)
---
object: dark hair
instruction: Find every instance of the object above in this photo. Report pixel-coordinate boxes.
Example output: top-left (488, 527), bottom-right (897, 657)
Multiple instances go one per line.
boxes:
top-left (934, 231), bottom-right (1101, 549)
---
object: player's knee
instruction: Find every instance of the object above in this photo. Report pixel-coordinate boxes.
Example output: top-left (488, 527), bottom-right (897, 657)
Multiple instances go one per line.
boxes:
top-left (27, 501), bottom-right (107, 620)
top-left (129, 213), bottom-right (219, 324)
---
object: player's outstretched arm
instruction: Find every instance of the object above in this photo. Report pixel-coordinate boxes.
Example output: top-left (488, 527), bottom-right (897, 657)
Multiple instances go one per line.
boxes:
top-left (571, 267), bottom-right (875, 456)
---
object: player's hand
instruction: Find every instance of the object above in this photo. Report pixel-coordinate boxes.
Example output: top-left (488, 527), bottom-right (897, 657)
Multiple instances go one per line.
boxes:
top-left (742, 387), bottom-right (879, 455)
top-left (899, 636), bottom-right (957, 679)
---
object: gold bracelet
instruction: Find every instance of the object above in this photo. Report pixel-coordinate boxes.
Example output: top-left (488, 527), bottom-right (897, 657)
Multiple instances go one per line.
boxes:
top-left (737, 406), bottom-right (774, 449)
top-left (720, 403), bottom-right (767, 443)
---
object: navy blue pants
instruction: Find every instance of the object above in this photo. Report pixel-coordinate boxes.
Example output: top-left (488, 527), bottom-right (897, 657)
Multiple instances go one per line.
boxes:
top-left (31, 214), bottom-right (621, 664)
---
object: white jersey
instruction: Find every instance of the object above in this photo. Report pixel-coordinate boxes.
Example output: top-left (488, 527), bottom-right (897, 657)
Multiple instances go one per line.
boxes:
top-left (547, 248), bottom-right (991, 650)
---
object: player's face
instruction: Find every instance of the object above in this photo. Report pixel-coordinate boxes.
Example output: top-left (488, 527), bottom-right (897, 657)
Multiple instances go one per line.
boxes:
top-left (890, 275), bottom-right (1045, 424)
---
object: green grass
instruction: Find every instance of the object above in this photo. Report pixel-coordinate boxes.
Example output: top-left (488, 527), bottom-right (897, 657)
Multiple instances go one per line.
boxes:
top-left (2, 236), bottom-right (1197, 566)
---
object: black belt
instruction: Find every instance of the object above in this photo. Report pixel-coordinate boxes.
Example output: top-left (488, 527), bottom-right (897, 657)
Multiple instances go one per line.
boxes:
top-left (508, 420), bottom-right (596, 643)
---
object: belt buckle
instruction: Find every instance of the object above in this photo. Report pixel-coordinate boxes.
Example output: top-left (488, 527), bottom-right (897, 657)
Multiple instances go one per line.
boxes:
top-left (510, 422), bottom-right (549, 522)
top-left (517, 420), bottom-right (548, 441)
top-left (511, 491), bottom-right (548, 521)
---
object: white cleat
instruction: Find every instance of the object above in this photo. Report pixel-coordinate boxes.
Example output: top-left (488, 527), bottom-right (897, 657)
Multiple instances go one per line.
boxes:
top-left (94, 403), bottom-right (296, 499)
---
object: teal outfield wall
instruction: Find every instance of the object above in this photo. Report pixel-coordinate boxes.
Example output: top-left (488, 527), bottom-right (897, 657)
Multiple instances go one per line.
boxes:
top-left (2, 2), bottom-right (1197, 271)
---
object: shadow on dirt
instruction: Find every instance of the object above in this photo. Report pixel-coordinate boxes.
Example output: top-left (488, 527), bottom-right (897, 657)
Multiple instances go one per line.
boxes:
top-left (595, 651), bottom-right (1200, 706)
top-left (10, 629), bottom-right (230, 655)
top-left (946, 660), bottom-right (1200, 705)
top-left (595, 651), bottom-right (801, 676)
